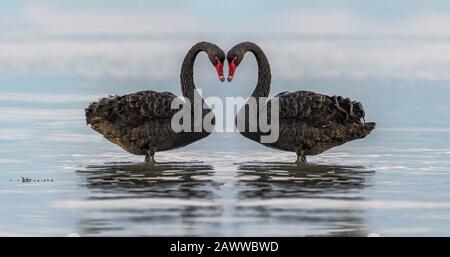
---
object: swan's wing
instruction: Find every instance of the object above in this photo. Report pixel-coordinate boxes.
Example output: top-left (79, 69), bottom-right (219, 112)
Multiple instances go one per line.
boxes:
top-left (270, 90), bottom-right (365, 126)
top-left (86, 90), bottom-right (181, 128)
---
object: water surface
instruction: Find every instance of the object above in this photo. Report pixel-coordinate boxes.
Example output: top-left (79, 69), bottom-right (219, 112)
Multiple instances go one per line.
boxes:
top-left (1, 118), bottom-right (450, 236)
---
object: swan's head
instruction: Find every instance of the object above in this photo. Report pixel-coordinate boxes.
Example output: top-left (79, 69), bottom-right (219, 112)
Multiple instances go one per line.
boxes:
top-left (226, 44), bottom-right (245, 82)
top-left (206, 45), bottom-right (226, 82)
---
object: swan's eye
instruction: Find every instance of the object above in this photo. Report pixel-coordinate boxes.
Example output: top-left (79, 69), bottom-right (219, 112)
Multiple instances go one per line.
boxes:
top-left (215, 56), bottom-right (225, 65)
top-left (229, 56), bottom-right (238, 66)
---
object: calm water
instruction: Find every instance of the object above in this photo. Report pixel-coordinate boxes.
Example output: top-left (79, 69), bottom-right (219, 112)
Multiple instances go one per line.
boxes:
top-left (1, 106), bottom-right (450, 236)
top-left (1, 77), bottom-right (450, 236)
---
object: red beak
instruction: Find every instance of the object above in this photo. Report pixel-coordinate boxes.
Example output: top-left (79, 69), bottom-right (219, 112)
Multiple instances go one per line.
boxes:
top-left (214, 57), bottom-right (224, 82)
top-left (227, 57), bottom-right (237, 82)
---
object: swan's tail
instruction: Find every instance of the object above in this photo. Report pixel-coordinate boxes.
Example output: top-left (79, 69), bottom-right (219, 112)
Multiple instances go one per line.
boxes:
top-left (364, 122), bottom-right (376, 132)
top-left (329, 121), bottom-right (375, 145)
top-left (85, 95), bottom-right (121, 126)
top-left (352, 121), bottom-right (376, 140)
top-left (342, 99), bottom-right (376, 136)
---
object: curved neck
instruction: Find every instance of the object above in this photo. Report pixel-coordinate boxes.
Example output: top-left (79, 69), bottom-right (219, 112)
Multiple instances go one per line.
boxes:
top-left (242, 42), bottom-right (271, 99)
top-left (180, 42), bottom-right (209, 103)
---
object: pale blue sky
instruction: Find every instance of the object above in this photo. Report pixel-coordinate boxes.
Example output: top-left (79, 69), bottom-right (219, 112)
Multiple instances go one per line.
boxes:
top-left (1, 0), bottom-right (449, 82)
top-left (4, 1), bottom-right (450, 14)
top-left (3, 1), bottom-right (450, 28)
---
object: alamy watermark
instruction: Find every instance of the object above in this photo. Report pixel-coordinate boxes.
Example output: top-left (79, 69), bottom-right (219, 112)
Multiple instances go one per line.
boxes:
top-left (171, 90), bottom-right (280, 143)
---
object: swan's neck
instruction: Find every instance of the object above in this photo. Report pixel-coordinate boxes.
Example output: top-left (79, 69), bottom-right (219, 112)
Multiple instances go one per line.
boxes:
top-left (246, 43), bottom-right (271, 99)
top-left (180, 43), bottom-right (206, 103)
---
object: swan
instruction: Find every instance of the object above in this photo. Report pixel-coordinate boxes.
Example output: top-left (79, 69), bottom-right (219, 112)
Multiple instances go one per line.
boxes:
top-left (86, 42), bottom-right (225, 163)
top-left (227, 42), bottom-right (375, 164)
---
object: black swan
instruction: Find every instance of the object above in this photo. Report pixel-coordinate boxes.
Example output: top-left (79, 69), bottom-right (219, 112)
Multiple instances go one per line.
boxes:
top-left (227, 42), bottom-right (375, 164)
top-left (85, 42), bottom-right (225, 163)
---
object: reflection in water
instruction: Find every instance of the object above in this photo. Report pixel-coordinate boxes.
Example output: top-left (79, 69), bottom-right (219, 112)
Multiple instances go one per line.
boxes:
top-left (236, 162), bottom-right (374, 236)
top-left (78, 162), bottom-right (217, 199)
top-left (237, 162), bottom-right (373, 198)
top-left (75, 162), bottom-right (222, 236)
top-left (73, 161), bottom-right (375, 236)
top-left (3, 128), bottom-right (450, 236)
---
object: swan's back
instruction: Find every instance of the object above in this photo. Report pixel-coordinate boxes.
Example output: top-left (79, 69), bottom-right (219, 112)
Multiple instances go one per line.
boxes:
top-left (260, 90), bottom-right (375, 155)
top-left (86, 90), bottom-right (178, 126)
top-left (273, 90), bottom-right (369, 126)
top-left (85, 90), bottom-right (184, 154)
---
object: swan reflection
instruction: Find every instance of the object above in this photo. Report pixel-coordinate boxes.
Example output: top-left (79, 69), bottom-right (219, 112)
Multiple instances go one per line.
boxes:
top-left (237, 162), bottom-right (373, 198)
top-left (236, 162), bottom-right (374, 236)
top-left (73, 161), bottom-right (374, 236)
top-left (78, 161), bottom-right (218, 198)
top-left (75, 162), bottom-right (221, 236)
